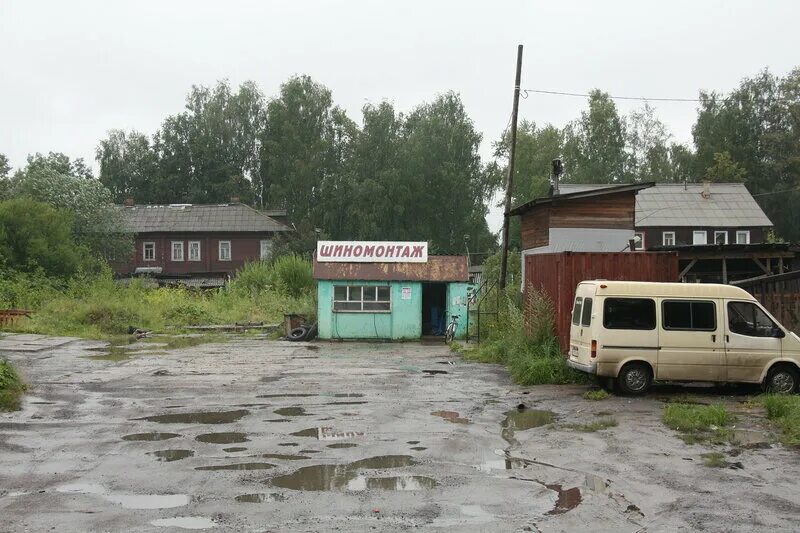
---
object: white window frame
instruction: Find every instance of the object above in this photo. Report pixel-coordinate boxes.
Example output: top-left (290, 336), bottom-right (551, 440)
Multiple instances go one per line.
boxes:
top-left (662, 231), bottom-right (675, 246)
top-left (260, 239), bottom-right (272, 261)
top-left (736, 230), bottom-right (751, 244)
top-left (219, 240), bottom-right (232, 261)
top-left (714, 231), bottom-right (728, 245)
top-left (633, 232), bottom-right (645, 251)
top-left (171, 241), bottom-right (184, 262)
top-left (692, 231), bottom-right (707, 245)
top-left (143, 241), bottom-right (155, 261)
top-left (188, 241), bottom-right (201, 261)
top-left (333, 285), bottom-right (391, 313)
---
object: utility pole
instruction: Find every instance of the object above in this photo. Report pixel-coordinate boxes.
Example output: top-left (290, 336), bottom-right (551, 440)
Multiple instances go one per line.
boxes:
top-left (499, 44), bottom-right (523, 290)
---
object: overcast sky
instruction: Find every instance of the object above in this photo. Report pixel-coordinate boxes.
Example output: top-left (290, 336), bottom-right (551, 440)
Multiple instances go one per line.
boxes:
top-left (1, 0), bottom-right (798, 231)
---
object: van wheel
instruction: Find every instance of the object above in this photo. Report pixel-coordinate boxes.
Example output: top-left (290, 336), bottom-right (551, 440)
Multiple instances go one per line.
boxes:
top-left (764, 365), bottom-right (799, 394)
top-left (617, 363), bottom-right (652, 396)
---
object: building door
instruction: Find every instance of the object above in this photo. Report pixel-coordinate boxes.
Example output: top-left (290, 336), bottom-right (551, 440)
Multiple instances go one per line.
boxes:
top-left (422, 282), bottom-right (447, 335)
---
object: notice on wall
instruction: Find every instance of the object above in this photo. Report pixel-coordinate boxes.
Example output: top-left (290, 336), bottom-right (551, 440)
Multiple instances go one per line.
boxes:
top-left (317, 241), bottom-right (428, 263)
top-left (401, 287), bottom-right (412, 300)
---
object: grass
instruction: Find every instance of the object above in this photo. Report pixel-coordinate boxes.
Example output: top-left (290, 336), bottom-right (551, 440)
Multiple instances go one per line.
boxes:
top-left (562, 418), bottom-right (618, 432)
top-left (0, 359), bottom-right (26, 411)
top-left (760, 394), bottom-right (800, 445)
top-left (583, 389), bottom-right (610, 401)
top-left (663, 403), bottom-right (735, 444)
top-left (701, 452), bottom-right (727, 468)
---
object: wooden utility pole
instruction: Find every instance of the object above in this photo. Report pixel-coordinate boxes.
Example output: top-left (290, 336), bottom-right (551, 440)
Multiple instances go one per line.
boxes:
top-left (499, 44), bottom-right (523, 290)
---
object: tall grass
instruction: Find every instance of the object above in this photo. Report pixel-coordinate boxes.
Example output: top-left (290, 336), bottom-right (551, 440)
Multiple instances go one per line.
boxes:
top-left (762, 394), bottom-right (800, 445)
top-left (0, 359), bottom-right (26, 411)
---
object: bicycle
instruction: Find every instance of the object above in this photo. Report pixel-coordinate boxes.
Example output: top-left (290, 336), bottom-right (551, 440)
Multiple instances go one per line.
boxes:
top-left (444, 314), bottom-right (458, 344)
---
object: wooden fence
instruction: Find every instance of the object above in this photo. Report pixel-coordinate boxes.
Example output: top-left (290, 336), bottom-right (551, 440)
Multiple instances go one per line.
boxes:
top-left (733, 270), bottom-right (800, 334)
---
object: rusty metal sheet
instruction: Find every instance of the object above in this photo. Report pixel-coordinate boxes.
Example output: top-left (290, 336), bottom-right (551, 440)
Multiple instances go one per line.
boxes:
top-left (313, 256), bottom-right (469, 282)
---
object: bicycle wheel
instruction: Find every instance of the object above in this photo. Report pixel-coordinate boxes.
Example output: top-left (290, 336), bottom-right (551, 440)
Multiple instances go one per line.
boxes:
top-left (445, 324), bottom-right (455, 344)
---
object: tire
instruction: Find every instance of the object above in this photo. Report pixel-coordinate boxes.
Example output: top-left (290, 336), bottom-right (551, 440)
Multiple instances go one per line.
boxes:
top-left (764, 365), bottom-right (799, 394)
top-left (445, 325), bottom-right (455, 344)
top-left (617, 362), bottom-right (652, 396)
top-left (288, 326), bottom-right (308, 341)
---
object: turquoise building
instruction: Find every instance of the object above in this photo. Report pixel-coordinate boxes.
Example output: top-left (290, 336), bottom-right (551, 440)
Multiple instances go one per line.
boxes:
top-left (314, 251), bottom-right (471, 341)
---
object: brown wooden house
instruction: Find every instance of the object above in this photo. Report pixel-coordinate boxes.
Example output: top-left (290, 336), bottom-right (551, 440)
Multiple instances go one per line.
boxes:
top-left (115, 201), bottom-right (290, 286)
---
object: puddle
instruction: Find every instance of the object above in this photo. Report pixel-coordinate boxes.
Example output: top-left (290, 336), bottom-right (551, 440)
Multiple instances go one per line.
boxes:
top-left (57, 483), bottom-right (189, 509)
top-left (326, 401), bottom-right (367, 405)
top-left (423, 370), bottom-right (448, 375)
top-left (269, 455), bottom-right (420, 491)
top-left (196, 463), bottom-right (275, 471)
top-left (436, 361), bottom-right (455, 365)
top-left (84, 345), bottom-right (145, 361)
top-left (410, 447), bottom-right (427, 451)
top-left (300, 449), bottom-right (321, 454)
top-left (149, 449), bottom-right (194, 462)
top-left (306, 345), bottom-right (320, 351)
top-left (137, 409), bottom-right (249, 424)
top-left (362, 476), bottom-right (438, 491)
top-left (431, 410), bottom-right (470, 424)
top-left (333, 393), bottom-right (364, 398)
top-left (327, 443), bottom-right (358, 449)
top-left (274, 407), bottom-right (309, 416)
top-left (278, 442), bottom-right (298, 447)
top-left (196, 432), bottom-right (249, 444)
top-left (223, 447), bottom-right (247, 453)
top-left (545, 483), bottom-right (582, 515)
top-left (260, 376), bottom-right (283, 383)
top-left (290, 427), bottom-right (365, 440)
top-left (151, 516), bottom-right (217, 529)
top-left (594, 411), bottom-right (613, 417)
top-left (257, 393), bottom-right (317, 398)
top-left (261, 453), bottom-right (310, 460)
top-left (407, 441), bottom-right (420, 445)
top-left (501, 409), bottom-right (555, 445)
top-left (265, 419), bottom-right (291, 423)
top-left (122, 432), bottom-right (181, 441)
top-left (235, 493), bottom-right (287, 503)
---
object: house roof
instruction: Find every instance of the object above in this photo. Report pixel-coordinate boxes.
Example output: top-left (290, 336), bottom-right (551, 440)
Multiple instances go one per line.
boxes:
top-left (118, 203), bottom-right (291, 233)
top-left (557, 183), bottom-right (773, 228)
top-left (313, 256), bottom-right (469, 282)
top-left (508, 182), bottom-right (654, 216)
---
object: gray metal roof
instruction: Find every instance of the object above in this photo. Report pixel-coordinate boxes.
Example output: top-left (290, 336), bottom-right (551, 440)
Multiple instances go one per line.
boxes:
top-left (118, 203), bottom-right (291, 233)
top-left (558, 183), bottom-right (773, 228)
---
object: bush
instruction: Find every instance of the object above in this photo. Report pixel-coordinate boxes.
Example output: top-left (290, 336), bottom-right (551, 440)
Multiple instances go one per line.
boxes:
top-left (269, 254), bottom-right (314, 297)
top-left (0, 359), bottom-right (26, 411)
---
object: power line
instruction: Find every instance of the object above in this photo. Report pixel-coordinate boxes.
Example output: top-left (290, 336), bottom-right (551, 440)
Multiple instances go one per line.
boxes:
top-left (521, 88), bottom-right (705, 103)
top-left (752, 186), bottom-right (800, 197)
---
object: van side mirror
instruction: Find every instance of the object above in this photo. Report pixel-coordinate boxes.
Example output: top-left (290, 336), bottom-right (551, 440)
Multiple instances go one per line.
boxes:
top-left (774, 327), bottom-right (786, 338)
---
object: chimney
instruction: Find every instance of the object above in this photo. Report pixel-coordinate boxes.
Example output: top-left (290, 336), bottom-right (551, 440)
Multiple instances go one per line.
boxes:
top-left (123, 197), bottom-right (135, 207)
top-left (230, 195), bottom-right (240, 204)
top-left (551, 158), bottom-right (564, 196)
top-left (701, 180), bottom-right (711, 199)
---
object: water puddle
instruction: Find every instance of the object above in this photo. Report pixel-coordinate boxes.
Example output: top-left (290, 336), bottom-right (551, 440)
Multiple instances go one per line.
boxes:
top-left (407, 440), bottom-right (420, 444)
top-left (151, 516), bottom-right (217, 529)
top-left (196, 432), bottom-right (249, 444)
top-left (278, 442), bottom-right (298, 447)
top-left (269, 455), bottom-right (421, 491)
top-left (501, 409), bottom-right (554, 445)
top-left (327, 443), bottom-right (358, 449)
top-left (326, 401), bottom-right (367, 405)
top-left (361, 476), bottom-right (438, 491)
top-left (257, 393), bottom-right (317, 398)
top-left (236, 493), bottom-right (287, 503)
top-left (265, 419), bottom-right (291, 423)
top-left (137, 409), bottom-right (249, 424)
top-left (274, 407), bottom-right (309, 416)
top-left (261, 453), bottom-right (310, 460)
top-left (410, 447), bottom-right (427, 451)
top-left (333, 393), bottom-right (364, 398)
top-left (260, 376), bottom-right (282, 383)
top-left (290, 427), bottom-right (365, 440)
top-left (431, 410), bottom-right (470, 424)
top-left (300, 449), bottom-right (321, 454)
top-left (196, 463), bottom-right (275, 471)
top-left (84, 345), bottom-right (144, 362)
top-left (57, 483), bottom-right (189, 509)
top-left (149, 449), bottom-right (194, 462)
top-left (223, 447), bottom-right (247, 453)
top-left (122, 432), bottom-right (181, 441)
top-left (423, 370), bottom-right (448, 375)
top-left (545, 483), bottom-right (582, 515)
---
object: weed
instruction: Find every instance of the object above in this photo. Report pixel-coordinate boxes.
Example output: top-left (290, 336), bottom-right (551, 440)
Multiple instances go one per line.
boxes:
top-left (562, 418), bottom-right (618, 432)
top-left (449, 341), bottom-right (463, 353)
top-left (663, 403), bottom-right (734, 444)
top-left (760, 394), bottom-right (800, 445)
top-left (0, 359), bottom-right (26, 411)
top-left (583, 389), bottom-right (610, 401)
top-left (701, 452), bottom-right (727, 468)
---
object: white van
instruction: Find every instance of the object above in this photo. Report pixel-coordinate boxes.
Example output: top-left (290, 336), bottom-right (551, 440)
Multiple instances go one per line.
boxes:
top-left (566, 281), bottom-right (800, 395)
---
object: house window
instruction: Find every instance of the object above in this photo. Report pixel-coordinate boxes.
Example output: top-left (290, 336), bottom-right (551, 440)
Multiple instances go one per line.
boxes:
top-left (662, 232), bottom-right (675, 246)
top-left (260, 239), bottom-right (272, 261)
top-left (188, 241), bottom-right (201, 261)
top-left (633, 232), bottom-right (645, 250)
top-left (692, 231), bottom-right (707, 245)
top-left (714, 231), bottom-right (728, 245)
top-left (171, 241), bottom-right (184, 261)
top-left (333, 285), bottom-right (391, 312)
top-left (143, 242), bottom-right (155, 261)
top-left (736, 230), bottom-right (751, 244)
top-left (219, 241), bottom-right (231, 261)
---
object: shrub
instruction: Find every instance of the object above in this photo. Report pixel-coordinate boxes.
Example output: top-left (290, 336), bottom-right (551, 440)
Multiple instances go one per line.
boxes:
top-left (269, 254), bottom-right (314, 297)
top-left (0, 359), bottom-right (26, 411)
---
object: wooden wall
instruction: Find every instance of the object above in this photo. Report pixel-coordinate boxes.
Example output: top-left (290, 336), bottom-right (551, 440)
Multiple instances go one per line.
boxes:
top-left (520, 207), bottom-right (550, 250)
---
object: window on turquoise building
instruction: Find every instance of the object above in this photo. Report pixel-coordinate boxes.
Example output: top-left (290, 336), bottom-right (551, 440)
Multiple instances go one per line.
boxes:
top-left (333, 285), bottom-right (391, 312)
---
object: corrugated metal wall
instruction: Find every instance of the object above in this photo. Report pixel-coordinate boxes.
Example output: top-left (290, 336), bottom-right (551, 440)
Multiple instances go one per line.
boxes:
top-left (524, 252), bottom-right (679, 352)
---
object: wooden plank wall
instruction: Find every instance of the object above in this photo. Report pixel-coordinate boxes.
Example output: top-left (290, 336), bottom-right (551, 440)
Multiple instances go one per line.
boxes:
top-left (549, 192), bottom-right (635, 229)
top-left (520, 207), bottom-right (550, 249)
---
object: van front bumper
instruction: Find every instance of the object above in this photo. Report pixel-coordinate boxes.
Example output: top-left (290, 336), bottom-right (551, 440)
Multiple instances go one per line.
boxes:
top-left (567, 357), bottom-right (597, 375)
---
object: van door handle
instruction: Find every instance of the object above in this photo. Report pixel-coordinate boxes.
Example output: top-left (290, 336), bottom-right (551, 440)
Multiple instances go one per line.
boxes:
top-left (711, 334), bottom-right (716, 342)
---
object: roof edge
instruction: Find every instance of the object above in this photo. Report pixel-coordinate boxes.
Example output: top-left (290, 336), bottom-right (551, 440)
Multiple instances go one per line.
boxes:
top-left (510, 182), bottom-right (655, 216)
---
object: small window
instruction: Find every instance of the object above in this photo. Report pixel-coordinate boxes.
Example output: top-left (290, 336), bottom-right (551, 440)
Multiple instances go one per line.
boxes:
top-left (633, 232), bottom-right (645, 250)
top-left (219, 241), bottom-right (231, 261)
top-left (714, 231), bottom-right (728, 245)
top-left (603, 298), bottom-right (656, 330)
top-left (171, 241), bottom-right (184, 261)
top-left (728, 301), bottom-right (780, 337)
top-left (571, 297), bottom-right (583, 326)
top-left (260, 239), bottom-right (272, 260)
top-left (693, 231), bottom-right (707, 245)
top-left (663, 300), bottom-right (716, 331)
top-left (333, 285), bottom-right (391, 312)
top-left (581, 298), bottom-right (593, 327)
top-left (143, 242), bottom-right (155, 261)
top-left (662, 232), bottom-right (675, 246)
top-left (736, 230), bottom-right (750, 244)
top-left (188, 241), bottom-right (201, 261)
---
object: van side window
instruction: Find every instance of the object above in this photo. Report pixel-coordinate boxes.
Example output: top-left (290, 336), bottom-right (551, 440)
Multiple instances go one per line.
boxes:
top-left (603, 298), bottom-right (656, 330)
top-left (571, 297), bottom-right (583, 326)
top-left (662, 300), bottom-right (716, 331)
top-left (728, 301), bottom-right (781, 337)
top-left (581, 298), bottom-right (592, 327)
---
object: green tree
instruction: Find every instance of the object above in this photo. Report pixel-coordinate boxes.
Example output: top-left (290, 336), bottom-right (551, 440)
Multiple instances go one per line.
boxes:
top-left (704, 151), bottom-right (747, 182)
top-left (0, 154), bottom-right (10, 200)
top-left (624, 104), bottom-right (674, 182)
top-left (96, 130), bottom-right (159, 202)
